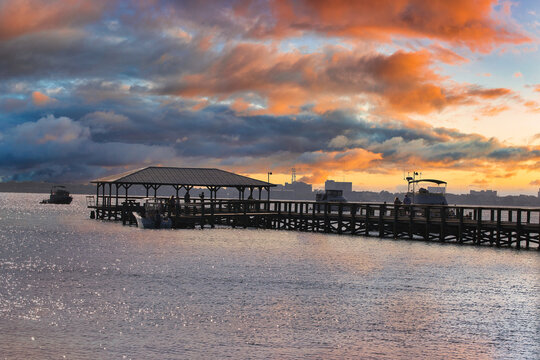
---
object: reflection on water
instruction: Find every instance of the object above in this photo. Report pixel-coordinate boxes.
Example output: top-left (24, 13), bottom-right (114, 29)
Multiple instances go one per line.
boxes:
top-left (0, 193), bottom-right (538, 359)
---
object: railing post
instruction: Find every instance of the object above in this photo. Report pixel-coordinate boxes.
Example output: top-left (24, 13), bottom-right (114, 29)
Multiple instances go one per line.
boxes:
top-left (338, 203), bottom-right (343, 234)
top-left (365, 205), bottom-right (370, 236)
top-left (496, 208), bottom-right (501, 247)
top-left (440, 206), bottom-right (446, 242)
top-left (324, 202), bottom-right (330, 233)
top-left (393, 204), bottom-right (398, 238)
top-left (409, 205), bottom-right (414, 239)
top-left (476, 208), bottom-right (482, 245)
top-left (516, 210), bottom-right (522, 249)
top-left (378, 204), bottom-right (385, 237)
top-left (424, 206), bottom-right (430, 241)
top-left (351, 204), bottom-right (356, 235)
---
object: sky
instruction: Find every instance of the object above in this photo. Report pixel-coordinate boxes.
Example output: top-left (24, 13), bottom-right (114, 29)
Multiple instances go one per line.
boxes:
top-left (0, 0), bottom-right (539, 195)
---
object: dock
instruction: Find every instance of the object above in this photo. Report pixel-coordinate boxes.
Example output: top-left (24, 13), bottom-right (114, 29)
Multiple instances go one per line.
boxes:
top-left (88, 197), bottom-right (540, 250)
top-left (87, 166), bottom-right (540, 250)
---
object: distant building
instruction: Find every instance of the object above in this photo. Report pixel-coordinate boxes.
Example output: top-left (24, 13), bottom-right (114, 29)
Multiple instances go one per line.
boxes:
top-left (272, 181), bottom-right (312, 200)
top-left (470, 189), bottom-right (498, 197)
top-left (325, 180), bottom-right (352, 193)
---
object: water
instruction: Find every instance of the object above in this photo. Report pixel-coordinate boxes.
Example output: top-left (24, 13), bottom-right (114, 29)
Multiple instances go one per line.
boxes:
top-left (0, 193), bottom-right (538, 359)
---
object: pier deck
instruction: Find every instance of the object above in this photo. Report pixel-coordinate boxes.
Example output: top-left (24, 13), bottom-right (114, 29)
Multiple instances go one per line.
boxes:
top-left (88, 198), bottom-right (540, 250)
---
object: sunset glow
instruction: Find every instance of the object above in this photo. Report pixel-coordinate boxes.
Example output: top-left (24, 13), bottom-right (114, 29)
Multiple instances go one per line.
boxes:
top-left (0, 0), bottom-right (538, 194)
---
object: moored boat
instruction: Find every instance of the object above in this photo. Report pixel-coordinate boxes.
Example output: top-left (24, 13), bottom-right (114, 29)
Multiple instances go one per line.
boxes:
top-left (132, 198), bottom-right (172, 229)
top-left (405, 172), bottom-right (447, 205)
top-left (40, 185), bottom-right (73, 204)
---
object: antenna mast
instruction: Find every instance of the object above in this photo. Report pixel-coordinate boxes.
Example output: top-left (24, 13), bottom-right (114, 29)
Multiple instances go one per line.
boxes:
top-left (291, 168), bottom-right (296, 183)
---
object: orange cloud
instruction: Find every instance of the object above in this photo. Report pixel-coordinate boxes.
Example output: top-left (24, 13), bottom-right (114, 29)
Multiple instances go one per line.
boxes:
top-left (246, 0), bottom-right (530, 52)
top-left (530, 180), bottom-right (540, 186)
top-left (467, 87), bottom-right (512, 98)
top-left (0, 0), bottom-right (106, 40)
top-left (162, 44), bottom-right (513, 116)
top-left (513, 72), bottom-right (523, 78)
top-left (480, 104), bottom-right (509, 117)
top-left (32, 91), bottom-right (56, 106)
top-left (294, 148), bottom-right (383, 183)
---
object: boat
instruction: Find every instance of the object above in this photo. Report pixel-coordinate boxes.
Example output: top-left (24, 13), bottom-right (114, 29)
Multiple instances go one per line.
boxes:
top-left (405, 174), bottom-right (447, 205)
top-left (315, 189), bottom-right (347, 202)
top-left (132, 198), bottom-right (172, 229)
top-left (403, 172), bottom-right (448, 217)
top-left (40, 185), bottom-right (73, 204)
top-left (315, 189), bottom-right (348, 212)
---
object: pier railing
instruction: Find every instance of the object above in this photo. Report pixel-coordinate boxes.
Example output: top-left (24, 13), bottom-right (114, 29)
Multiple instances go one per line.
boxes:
top-left (87, 197), bottom-right (540, 250)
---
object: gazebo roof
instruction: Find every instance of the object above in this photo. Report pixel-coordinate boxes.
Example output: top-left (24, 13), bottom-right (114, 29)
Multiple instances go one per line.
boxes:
top-left (92, 166), bottom-right (275, 187)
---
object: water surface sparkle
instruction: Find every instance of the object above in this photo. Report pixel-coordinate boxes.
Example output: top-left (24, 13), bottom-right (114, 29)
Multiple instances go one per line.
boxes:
top-left (0, 193), bottom-right (538, 359)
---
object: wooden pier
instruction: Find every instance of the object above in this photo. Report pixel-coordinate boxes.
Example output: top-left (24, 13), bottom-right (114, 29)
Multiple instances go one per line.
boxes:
top-left (88, 197), bottom-right (540, 250)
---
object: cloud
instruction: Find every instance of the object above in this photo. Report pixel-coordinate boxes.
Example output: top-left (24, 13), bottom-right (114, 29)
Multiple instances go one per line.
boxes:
top-left (243, 0), bottom-right (530, 51)
top-left (530, 179), bottom-right (540, 186)
top-left (32, 91), bottom-right (56, 106)
top-left (513, 72), bottom-right (523, 78)
top-left (3, 103), bottom-right (537, 182)
top-left (0, 0), bottom-right (107, 40)
top-left (157, 44), bottom-right (511, 115)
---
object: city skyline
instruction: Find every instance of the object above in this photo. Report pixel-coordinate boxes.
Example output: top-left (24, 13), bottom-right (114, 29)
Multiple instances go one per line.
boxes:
top-left (0, 0), bottom-right (539, 195)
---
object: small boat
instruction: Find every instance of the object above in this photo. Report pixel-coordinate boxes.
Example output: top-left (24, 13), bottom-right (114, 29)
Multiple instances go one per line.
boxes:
top-left (315, 189), bottom-right (347, 202)
top-left (403, 172), bottom-right (448, 218)
top-left (40, 185), bottom-right (73, 204)
top-left (132, 198), bottom-right (172, 229)
top-left (315, 189), bottom-right (348, 212)
top-left (405, 173), bottom-right (448, 205)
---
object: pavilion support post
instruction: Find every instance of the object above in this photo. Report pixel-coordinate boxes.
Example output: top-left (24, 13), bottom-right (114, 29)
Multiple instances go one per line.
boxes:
top-left (258, 187), bottom-right (262, 200)
top-left (173, 185), bottom-right (181, 199)
top-left (151, 185), bottom-right (160, 198)
top-left (144, 184), bottom-right (151, 198)
top-left (108, 183), bottom-right (112, 219)
top-left (115, 184), bottom-right (120, 220)
top-left (95, 182), bottom-right (100, 213)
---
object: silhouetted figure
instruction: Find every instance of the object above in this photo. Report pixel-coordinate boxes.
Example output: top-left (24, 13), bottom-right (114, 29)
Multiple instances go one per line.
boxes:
top-left (394, 197), bottom-right (402, 205)
top-left (403, 194), bottom-right (411, 205)
top-left (168, 195), bottom-right (175, 217)
top-left (184, 192), bottom-right (190, 203)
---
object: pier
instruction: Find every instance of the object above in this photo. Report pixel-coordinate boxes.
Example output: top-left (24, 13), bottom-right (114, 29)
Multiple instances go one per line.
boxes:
top-left (88, 167), bottom-right (540, 250)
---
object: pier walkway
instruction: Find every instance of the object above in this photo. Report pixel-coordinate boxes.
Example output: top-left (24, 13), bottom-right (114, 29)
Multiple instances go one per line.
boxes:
top-left (88, 198), bottom-right (540, 250)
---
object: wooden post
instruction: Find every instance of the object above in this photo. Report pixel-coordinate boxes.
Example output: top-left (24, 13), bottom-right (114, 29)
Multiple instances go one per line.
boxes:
top-left (392, 204), bottom-right (398, 238)
top-left (351, 204), bottom-right (356, 235)
top-left (476, 208), bottom-right (482, 245)
top-left (378, 204), bottom-right (385, 238)
top-left (312, 202), bottom-right (316, 232)
top-left (408, 205), bottom-right (414, 239)
top-left (95, 183), bottom-right (100, 219)
top-left (516, 210), bottom-right (522, 249)
top-left (338, 203), bottom-right (343, 234)
top-left (200, 198), bottom-right (205, 229)
top-left (440, 206), bottom-right (446, 242)
top-left (115, 183), bottom-right (119, 220)
top-left (324, 203), bottom-right (330, 233)
top-left (365, 204), bottom-right (370, 236)
top-left (458, 207), bottom-right (464, 243)
top-left (496, 208), bottom-right (501, 247)
top-left (424, 206), bottom-right (430, 241)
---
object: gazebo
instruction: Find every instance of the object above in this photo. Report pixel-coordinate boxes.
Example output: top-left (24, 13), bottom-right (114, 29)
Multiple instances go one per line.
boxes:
top-left (91, 166), bottom-right (275, 207)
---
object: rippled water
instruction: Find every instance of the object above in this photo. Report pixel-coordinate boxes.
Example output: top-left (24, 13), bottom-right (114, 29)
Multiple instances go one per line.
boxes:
top-left (0, 193), bottom-right (538, 359)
